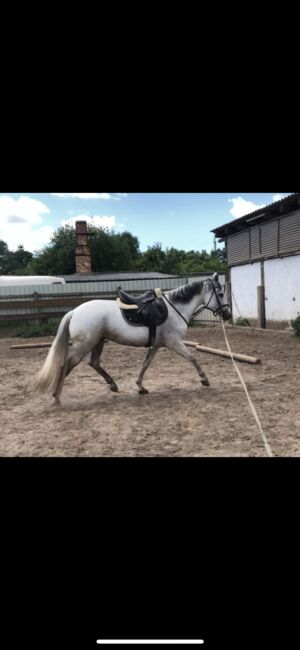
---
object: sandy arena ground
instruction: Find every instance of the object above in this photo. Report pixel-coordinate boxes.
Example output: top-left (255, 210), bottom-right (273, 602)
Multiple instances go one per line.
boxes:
top-left (1, 325), bottom-right (300, 456)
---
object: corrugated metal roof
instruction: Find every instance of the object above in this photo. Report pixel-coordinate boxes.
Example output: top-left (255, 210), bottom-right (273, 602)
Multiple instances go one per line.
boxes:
top-left (63, 272), bottom-right (177, 282)
top-left (212, 193), bottom-right (300, 238)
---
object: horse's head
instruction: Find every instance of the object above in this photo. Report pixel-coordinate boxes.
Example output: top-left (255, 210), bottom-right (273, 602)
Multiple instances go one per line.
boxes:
top-left (204, 273), bottom-right (231, 321)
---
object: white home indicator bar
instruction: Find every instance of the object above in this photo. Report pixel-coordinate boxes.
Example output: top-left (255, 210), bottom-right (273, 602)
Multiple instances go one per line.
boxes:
top-left (97, 641), bottom-right (204, 645)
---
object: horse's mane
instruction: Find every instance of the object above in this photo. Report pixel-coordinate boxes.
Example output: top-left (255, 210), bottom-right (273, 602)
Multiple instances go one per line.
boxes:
top-left (168, 280), bottom-right (206, 303)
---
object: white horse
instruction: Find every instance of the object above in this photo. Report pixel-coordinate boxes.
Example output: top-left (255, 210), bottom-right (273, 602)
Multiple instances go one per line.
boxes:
top-left (33, 272), bottom-right (231, 404)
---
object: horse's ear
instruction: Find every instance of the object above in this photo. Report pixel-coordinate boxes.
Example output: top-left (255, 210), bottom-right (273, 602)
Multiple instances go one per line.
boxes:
top-left (212, 272), bottom-right (218, 282)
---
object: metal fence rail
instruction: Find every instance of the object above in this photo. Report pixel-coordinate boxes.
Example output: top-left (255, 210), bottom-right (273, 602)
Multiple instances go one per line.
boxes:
top-left (0, 274), bottom-right (225, 324)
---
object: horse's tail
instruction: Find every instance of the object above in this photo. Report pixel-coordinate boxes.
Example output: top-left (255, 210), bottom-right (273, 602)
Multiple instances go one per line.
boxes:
top-left (32, 311), bottom-right (73, 394)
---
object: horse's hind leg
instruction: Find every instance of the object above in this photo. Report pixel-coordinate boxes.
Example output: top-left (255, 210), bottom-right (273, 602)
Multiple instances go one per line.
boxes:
top-left (52, 363), bottom-right (67, 405)
top-left (53, 343), bottom-right (94, 404)
top-left (166, 340), bottom-right (210, 387)
top-left (88, 340), bottom-right (118, 392)
top-left (136, 346), bottom-right (158, 394)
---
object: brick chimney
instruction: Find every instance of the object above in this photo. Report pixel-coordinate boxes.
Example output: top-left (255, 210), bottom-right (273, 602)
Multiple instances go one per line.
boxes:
top-left (75, 221), bottom-right (91, 273)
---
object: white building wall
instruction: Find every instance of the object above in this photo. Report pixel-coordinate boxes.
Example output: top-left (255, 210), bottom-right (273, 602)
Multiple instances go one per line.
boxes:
top-left (264, 256), bottom-right (300, 321)
top-left (231, 255), bottom-right (300, 323)
top-left (231, 263), bottom-right (261, 320)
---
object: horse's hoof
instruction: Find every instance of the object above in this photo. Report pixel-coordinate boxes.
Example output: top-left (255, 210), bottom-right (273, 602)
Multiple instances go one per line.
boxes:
top-left (201, 379), bottom-right (210, 387)
top-left (110, 383), bottom-right (118, 392)
top-left (138, 387), bottom-right (149, 394)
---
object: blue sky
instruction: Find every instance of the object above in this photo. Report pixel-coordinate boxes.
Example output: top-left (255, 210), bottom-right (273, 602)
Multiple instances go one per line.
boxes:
top-left (0, 192), bottom-right (291, 254)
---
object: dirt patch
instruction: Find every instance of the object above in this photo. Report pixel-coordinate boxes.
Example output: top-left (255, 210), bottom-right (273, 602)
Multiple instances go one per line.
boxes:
top-left (1, 326), bottom-right (300, 456)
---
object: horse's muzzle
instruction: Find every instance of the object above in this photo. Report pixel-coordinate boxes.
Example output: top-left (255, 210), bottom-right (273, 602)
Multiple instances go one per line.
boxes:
top-left (222, 307), bottom-right (231, 321)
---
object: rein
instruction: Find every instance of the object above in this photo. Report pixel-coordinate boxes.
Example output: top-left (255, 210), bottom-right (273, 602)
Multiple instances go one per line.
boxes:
top-left (162, 292), bottom-right (189, 325)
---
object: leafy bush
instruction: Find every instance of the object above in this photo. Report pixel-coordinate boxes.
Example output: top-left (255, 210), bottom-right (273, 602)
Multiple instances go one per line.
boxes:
top-left (291, 314), bottom-right (300, 337)
top-left (235, 317), bottom-right (251, 327)
top-left (14, 319), bottom-right (60, 338)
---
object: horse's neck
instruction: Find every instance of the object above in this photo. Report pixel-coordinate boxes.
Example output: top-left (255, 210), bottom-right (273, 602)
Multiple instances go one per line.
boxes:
top-left (166, 290), bottom-right (205, 321)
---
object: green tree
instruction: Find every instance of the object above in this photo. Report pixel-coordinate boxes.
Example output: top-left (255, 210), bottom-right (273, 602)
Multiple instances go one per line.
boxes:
top-left (0, 240), bottom-right (8, 256)
top-left (208, 248), bottom-right (227, 271)
top-left (28, 225), bottom-right (76, 275)
top-left (89, 228), bottom-right (141, 272)
top-left (88, 226), bottom-right (112, 272)
top-left (109, 232), bottom-right (141, 271)
top-left (137, 243), bottom-right (166, 272)
top-left (25, 223), bottom-right (227, 277)
top-left (11, 245), bottom-right (33, 273)
top-left (176, 250), bottom-right (207, 274)
top-left (214, 247), bottom-right (227, 265)
top-left (0, 240), bottom-right (10, 273)
top-left (28, 225), bottom-right (142, 275)
top-left (0, 241), bottom-right (33, 275)
top-left (161, 247), bottom-right (186, 274)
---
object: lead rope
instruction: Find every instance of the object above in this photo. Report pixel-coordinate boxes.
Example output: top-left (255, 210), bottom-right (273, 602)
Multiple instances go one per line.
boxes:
top-left (220, 318), bottom-right (273, 458)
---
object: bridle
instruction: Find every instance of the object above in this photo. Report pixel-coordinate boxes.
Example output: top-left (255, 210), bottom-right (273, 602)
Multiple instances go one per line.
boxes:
top-left (162, 280), bottom-right (229, 325)
top-left (200, 280), bottom-right (230, 318)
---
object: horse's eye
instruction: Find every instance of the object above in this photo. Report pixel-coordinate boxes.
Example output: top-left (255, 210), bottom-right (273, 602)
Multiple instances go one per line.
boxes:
top-left (219, 292), bottom-right (224, 298)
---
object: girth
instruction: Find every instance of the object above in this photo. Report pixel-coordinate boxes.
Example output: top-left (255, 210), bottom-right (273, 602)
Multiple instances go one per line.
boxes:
top-left (116, 288), bottom-right (168, 347)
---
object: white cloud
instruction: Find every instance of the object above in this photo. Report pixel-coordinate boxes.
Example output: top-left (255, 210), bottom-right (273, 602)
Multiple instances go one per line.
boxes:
top-left (272, 194), bottom-right (285, 202)
top-left (52, 193), bottom-right (114, 200)
top-left (15, 225), bottom-right (54, 253)
top-left (61, 214), bottom-right (117, 230)
top-left (52, 193), bottom-right (128, 200)
top-left (0, 195), bottom-right (50, 225)
top-left (0, 196), bottom-right (53, 252)
top-left (228, 197), bottom-right (266, 219)
top-left (1, 222), bottom-right (54, 253)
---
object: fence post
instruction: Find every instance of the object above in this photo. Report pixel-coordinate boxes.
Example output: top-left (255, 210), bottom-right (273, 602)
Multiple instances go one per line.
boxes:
top-left (33, 291), bottom-right (46, 326)
top-left (226, 280), bottom-right (232, 318)
top-left (257, 285), bottom-right (266, 329)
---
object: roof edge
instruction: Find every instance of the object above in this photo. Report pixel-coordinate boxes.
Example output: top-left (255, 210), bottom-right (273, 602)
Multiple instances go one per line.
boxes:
top-left (212, 193), bottom-right (300, 238)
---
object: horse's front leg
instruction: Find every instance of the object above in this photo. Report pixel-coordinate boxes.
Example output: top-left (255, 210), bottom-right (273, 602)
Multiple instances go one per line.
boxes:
top-left (166, 340), bottom-right (210, 387)
top-left (136, 346), bottom-right (158, 394)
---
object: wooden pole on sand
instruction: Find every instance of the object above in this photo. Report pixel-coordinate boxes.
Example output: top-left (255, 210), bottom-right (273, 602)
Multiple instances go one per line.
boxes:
top-left (184, 340), bottom-right (261, 364)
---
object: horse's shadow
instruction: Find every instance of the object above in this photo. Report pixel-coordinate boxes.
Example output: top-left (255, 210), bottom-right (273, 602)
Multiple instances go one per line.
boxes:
top-left (53, 384), bottom-right (217, 413)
